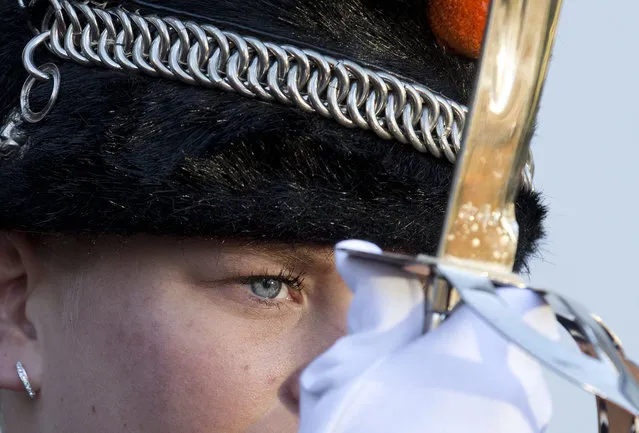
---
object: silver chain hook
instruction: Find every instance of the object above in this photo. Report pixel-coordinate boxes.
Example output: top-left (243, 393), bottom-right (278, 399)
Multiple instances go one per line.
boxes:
top-left (13, 1), bottom-right (63, 124)
top-left (20, 28), bottom-right (61, 123)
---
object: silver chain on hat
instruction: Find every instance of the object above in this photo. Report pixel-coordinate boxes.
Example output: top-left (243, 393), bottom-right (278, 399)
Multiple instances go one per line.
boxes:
top-left (9, 0), bottom-right (534, 189)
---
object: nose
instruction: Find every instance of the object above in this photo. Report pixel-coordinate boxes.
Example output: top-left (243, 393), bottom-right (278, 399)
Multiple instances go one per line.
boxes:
top-left (281, 365), bottom-right (303, 413)
top-left (280, 274), bottom-right (352, 415)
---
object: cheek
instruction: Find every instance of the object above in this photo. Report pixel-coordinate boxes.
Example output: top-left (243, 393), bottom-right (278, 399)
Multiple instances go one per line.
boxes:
top-left (143, 292), bottom-right (298, 408)
top-left (39, 262), bottom-right (348, 433)
top-left (83, 276), bottom-right (303, 431)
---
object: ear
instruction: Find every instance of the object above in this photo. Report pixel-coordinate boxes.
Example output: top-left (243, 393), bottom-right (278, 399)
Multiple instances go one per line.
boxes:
top-left (0, 232), bottom-right (42, 395)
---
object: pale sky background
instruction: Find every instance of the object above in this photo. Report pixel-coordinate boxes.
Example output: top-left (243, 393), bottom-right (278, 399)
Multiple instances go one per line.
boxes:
top-left (530, 0), bottom-right (639, 432)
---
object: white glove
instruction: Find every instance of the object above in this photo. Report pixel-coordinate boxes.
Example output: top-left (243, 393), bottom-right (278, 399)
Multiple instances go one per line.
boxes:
top-left (299, 240), bottom-right (561, 433)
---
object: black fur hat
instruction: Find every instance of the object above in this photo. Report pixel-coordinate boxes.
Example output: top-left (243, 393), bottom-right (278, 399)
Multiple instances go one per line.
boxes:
top-left (0, 0), bottom-right (545, 270)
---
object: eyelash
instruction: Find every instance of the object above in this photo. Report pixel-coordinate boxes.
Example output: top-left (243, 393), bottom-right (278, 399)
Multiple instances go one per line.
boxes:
top-left (238, 268), bottom-right (306, 306)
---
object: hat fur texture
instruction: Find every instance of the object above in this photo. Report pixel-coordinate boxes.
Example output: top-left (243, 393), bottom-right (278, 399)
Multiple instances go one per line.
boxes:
top-left (0, 0), bottom-right (546, 270)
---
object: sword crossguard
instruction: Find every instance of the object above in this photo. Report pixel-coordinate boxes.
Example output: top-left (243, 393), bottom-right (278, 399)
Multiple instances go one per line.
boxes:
top-left (337, 246), bottom-right (639, 432)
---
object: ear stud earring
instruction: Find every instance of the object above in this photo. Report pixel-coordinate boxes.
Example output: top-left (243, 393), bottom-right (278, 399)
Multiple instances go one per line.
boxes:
top-left (16, 361), bottom-right (36, 399)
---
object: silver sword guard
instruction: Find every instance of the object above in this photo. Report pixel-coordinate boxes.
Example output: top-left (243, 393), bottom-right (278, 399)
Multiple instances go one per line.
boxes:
top-left (336, 247), bottom-right (639, 433)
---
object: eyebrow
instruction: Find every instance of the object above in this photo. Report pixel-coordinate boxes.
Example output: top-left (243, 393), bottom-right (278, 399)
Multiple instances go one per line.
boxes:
top-left (231, 241), bottom-right (336, 270)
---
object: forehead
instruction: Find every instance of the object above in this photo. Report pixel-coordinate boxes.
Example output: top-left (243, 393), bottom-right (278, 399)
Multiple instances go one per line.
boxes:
top-left (64, 235), bottom-right (335, 266)
top-left (34, 235), bottom-right (335, 277)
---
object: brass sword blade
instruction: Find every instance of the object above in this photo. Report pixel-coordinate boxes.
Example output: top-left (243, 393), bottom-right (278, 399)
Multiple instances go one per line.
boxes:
top-left (438, 0), bottom-right (562, 277)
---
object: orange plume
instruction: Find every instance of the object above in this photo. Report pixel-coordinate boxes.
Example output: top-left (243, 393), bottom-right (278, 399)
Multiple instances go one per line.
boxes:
top-left (428, 0), bottom-right (490, 59)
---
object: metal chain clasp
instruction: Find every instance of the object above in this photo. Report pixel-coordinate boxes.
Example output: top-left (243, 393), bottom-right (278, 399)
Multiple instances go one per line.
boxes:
top-left (20, 27), bottom-right (61, 123)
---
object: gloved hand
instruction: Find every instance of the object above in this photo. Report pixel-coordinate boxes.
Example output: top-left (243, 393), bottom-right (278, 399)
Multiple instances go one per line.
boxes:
top-left (299, 240), bottom-right (560, 433)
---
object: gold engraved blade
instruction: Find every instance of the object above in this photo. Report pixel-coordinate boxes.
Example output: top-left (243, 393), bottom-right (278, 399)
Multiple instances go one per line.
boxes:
top-left (438, 0), bottom-right (562, 277)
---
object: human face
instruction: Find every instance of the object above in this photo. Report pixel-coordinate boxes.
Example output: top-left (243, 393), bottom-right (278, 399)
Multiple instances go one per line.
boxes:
top-left (0, 235), bottom-right (352, 433)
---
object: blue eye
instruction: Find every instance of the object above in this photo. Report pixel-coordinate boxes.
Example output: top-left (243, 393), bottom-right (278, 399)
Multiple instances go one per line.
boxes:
top-left (250, 278), bottom-right (287, 299)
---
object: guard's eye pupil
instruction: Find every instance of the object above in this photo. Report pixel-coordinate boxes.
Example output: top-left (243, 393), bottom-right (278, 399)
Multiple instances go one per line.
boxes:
top-left (250, 278), bottom-right (284, 299)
